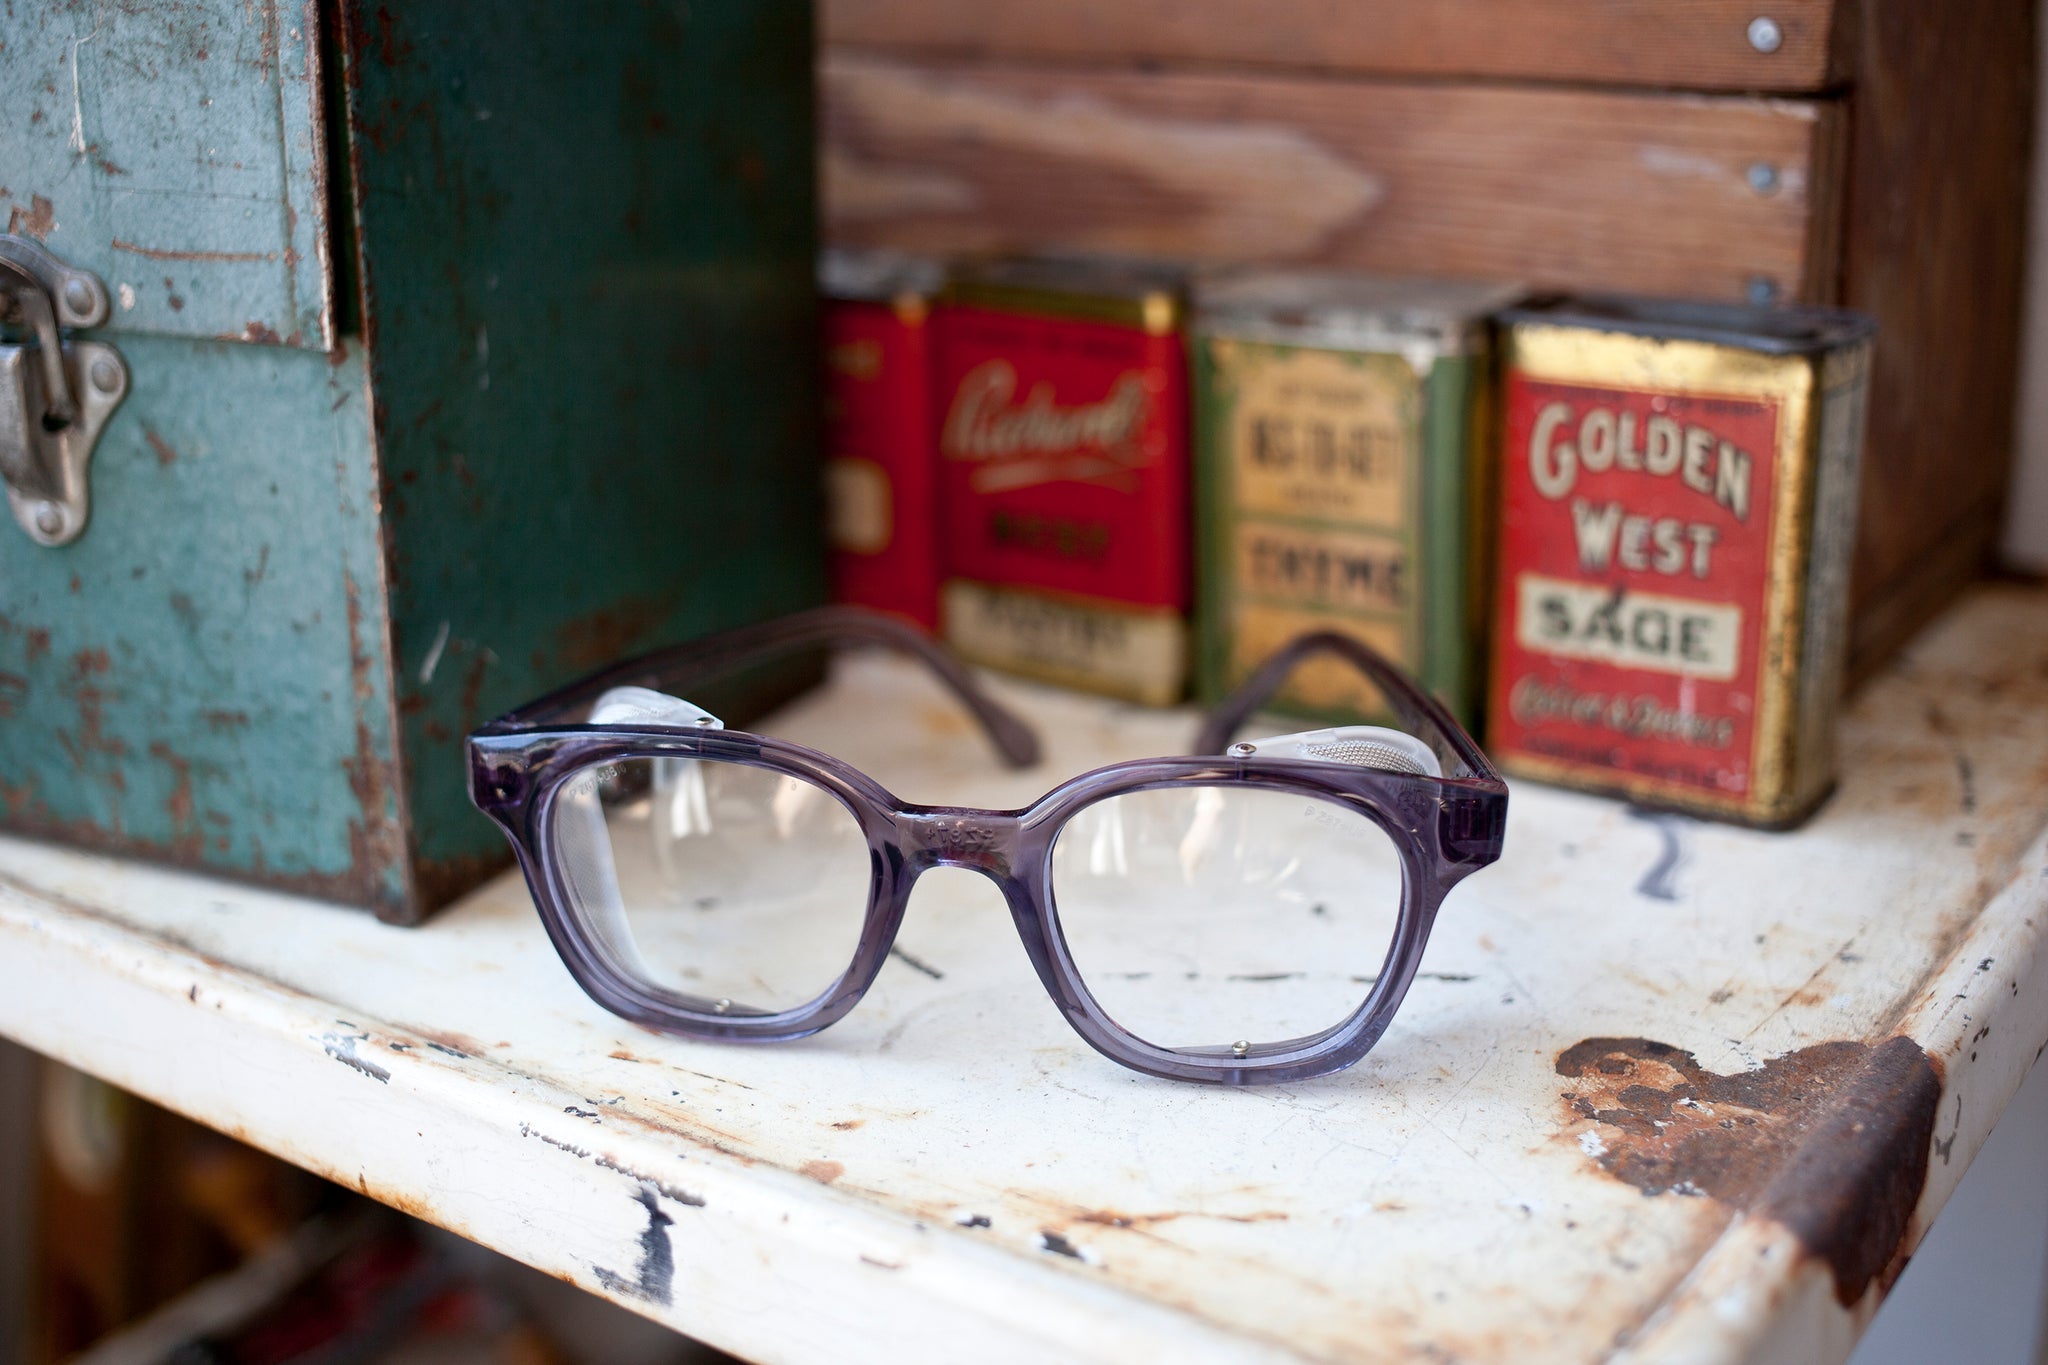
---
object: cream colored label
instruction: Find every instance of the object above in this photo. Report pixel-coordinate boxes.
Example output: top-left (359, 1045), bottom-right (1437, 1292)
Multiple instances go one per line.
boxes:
top-left (1228, 603), bottom-right (1407, 718)
top-left (825, 458), bottom-right (892, 555)
top-left (1232, 522), bottom-right (1408, 617)
top-left (1514, 572), bottom-right (1741, 681)
top-left (1217, 340), bottom-right (1412, 527)
top-left (942, 580), bottom-right (1186, 705)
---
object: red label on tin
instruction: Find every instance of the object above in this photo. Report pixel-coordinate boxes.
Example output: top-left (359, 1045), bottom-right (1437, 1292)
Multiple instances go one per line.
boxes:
top-left (824, 298), bottom-right (939, 630)
top-left (1488, 377), bottom-right (1777, 798)
top-left (935, 305), bottom-right (1188, 609)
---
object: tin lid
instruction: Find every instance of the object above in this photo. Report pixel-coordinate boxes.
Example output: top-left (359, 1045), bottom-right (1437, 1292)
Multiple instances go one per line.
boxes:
top-left (1498, 293), bottom-right (1878, 355)
top-left (1193, 269), bottom-right (1526, 356)
top-left (818, 247), bottom-right (945, 306)
top-left (944, 253), bottom-right (1190, 334)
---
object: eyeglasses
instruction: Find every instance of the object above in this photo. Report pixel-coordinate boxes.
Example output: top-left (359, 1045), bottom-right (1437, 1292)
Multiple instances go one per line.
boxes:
top-left (468, 608), bottom-right (1506, 1085)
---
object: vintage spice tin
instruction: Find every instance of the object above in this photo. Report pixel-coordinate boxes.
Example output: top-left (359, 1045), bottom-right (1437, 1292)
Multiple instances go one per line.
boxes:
top-left (935, 256), bottom-right (1191, 703)
top-left (1487, 296), bottom-right (1876, 827)
top-left (822, 249), bottom-right (944, 631)
top-left (1194, 271), bottom-right (1522, 727)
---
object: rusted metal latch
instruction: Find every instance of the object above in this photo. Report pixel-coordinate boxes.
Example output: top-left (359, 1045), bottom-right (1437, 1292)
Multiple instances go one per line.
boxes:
top-left (0, 234), bottom-right (127, 547)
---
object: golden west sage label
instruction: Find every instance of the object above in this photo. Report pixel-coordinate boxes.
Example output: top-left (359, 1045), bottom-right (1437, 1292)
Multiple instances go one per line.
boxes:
top-left (1201, 338), bottom-right (1428, 718)
top-left (1485, 311), bottom-right (1875, 826)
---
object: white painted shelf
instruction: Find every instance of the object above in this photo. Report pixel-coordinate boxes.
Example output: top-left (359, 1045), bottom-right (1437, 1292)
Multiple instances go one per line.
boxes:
top-left (4, 585), bottom-right (2048, 1365)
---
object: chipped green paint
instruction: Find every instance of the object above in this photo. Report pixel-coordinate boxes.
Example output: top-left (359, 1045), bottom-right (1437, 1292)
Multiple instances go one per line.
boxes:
top-left (340, 1), bottom-right (823, 906)
top-left (2, 0), bottom-right (332, 348)
top-left (2, 1), bottom-right (821, 920)
top-left (0, 337), bottom-right (406, 909)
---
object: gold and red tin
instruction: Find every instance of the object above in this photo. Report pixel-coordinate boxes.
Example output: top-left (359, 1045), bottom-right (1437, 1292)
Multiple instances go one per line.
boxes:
top-left (1488, 296), bottom-right (1876, 827)
top-left (935, 256), bottom-right (1191, 704)
top-left (821, 248), bottom-right (945, 631)
top-left (1194, 271), bottom-right (1522, 728)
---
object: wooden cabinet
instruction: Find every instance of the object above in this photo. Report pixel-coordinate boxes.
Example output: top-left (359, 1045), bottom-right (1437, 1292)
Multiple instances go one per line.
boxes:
top-left (819, 0), bottom-right (2035, 677)
top-left (824, 0), bottom-right (1851, 90)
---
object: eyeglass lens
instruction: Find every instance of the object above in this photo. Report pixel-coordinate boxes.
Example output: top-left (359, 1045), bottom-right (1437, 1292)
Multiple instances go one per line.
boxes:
top-left (552, 757), bottom-right (872, 1015)
top-left (1050, 786), bottom-right (1406, 1051)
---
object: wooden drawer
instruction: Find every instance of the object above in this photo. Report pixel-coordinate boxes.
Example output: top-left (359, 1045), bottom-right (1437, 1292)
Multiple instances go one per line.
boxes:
top-left (824, 0), bottom-right (1848, 92)
top-left (822, 54), bottom-right (1842, 305)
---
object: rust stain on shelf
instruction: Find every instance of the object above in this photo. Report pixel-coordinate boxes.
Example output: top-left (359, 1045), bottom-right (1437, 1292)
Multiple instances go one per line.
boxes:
top-left (1558, 1034), bottom-right (1942, 1304)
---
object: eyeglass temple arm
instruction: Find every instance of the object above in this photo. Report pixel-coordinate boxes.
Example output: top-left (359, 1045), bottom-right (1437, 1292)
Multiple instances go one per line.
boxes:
top-left (494, 605), bottom-right (1042, 769)
top-left (1192, 631), bottom-right (1497, 782)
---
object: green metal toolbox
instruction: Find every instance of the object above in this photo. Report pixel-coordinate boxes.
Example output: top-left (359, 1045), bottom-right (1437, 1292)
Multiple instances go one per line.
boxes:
top-left (0, 2), bottom-right (821, 921)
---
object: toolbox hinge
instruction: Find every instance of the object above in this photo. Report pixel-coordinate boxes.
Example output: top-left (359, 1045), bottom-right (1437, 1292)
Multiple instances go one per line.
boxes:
top-left (0, 234), bottom-right (127, 547)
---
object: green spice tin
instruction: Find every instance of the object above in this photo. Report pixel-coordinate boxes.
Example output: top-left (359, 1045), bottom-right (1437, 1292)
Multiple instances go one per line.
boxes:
top-left (1193, 272), bottom-right (1521, 725)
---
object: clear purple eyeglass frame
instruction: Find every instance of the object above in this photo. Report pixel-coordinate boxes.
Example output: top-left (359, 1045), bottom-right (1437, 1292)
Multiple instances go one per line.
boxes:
top-left (468, 607), bottom-right (1507, 1086)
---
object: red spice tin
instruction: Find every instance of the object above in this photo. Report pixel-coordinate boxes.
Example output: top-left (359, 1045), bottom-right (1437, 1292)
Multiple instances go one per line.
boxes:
top-left (821, 249), bottom-right (945, 631)
top-left (935, 256), bottom-right (1191, 703)
top-left (1488, 296), bottom-right (1876, 827)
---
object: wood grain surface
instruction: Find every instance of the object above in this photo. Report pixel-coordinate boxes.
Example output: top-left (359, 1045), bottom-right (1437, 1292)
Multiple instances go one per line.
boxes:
top-left (823, 0), bottom-right (1847, 93)
top-left (822, 54), bottom-right (1842, 303)
top-left (1838, 0), bottom-right (2036, 677)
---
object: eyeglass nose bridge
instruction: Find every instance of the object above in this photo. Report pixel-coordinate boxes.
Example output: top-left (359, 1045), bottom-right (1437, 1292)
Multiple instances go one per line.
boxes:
top-left (896, 807), bottom-right (1024, 879)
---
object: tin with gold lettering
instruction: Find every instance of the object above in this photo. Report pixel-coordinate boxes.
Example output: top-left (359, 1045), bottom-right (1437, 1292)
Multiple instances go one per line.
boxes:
top-left (822, 248), bottom-right (945, 631)
top-left (935, 256), bottom-right (1191, 703)
top-left (1194, 272), bottom-right (1521, 726)
top-left (1487, 296), bottom-right (1876, 827)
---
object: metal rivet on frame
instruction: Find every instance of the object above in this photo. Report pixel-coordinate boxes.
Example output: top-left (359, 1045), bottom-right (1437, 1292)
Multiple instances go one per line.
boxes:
top-left (1229, 742), bottom-right (1257, 757)
top-left (1231, 1040), bottom-right (1251, 1059)
top-left (1747, 15), bottom-right (1783, 53)
top-left (713, 998), bottom-right (732, 1014)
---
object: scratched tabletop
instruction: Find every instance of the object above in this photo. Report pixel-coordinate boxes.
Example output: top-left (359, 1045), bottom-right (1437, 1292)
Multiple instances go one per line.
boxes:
top-left (4, 583), bottom-right (2048, 1365)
